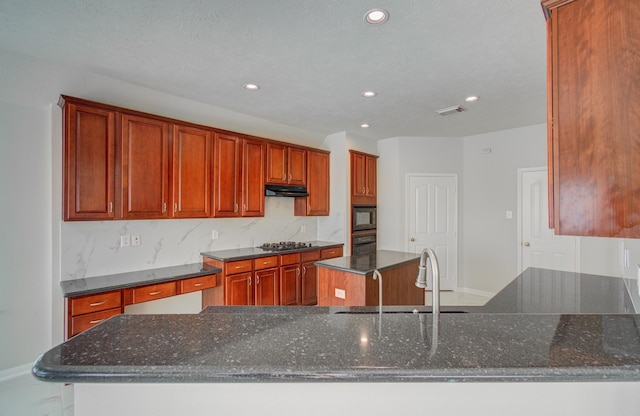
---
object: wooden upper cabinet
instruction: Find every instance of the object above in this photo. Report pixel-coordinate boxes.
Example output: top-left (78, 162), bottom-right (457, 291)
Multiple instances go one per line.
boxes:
top-left (295, 149), bottom-right (330, 216)
top-left (213, 133), bottom-right (241, 217)
top-left (266, 142), bottom-right (307, 186)
top-left (544, 0), bottom-right (640, 237)
top-left (350, 150), bottom-right (378, 204)
top-left (62, 99), bottom-right (116, 220)
top-left (121, 114), bottom-right (170, 219)
top-left (241, 138), bottom-right (266, 217)
top-left (172, 124), bottom-right (212, 218)
top-left (213, 133), bottom-right (265, 218)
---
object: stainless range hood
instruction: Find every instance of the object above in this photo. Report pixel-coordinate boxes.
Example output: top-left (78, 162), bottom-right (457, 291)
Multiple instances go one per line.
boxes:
top-left (265, 184), bottom-right (309, 197)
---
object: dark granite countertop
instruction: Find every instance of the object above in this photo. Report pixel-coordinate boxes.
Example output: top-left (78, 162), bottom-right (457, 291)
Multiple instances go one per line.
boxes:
top-left (201, 240), bottom-right (343, 261)
top-left (314, 250), bottom-right (420, 275)
top-left (33, 310), bottom-right (640, 383)
top-left (60, 263), bottom-right (222, 298)
top-left (36, 268), bottom-right (639, 383)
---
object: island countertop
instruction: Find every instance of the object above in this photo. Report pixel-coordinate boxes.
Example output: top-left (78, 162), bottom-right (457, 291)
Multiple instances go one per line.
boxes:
top-left (33, 308), bottom-right (640, 383)
top-left (314, 249), bottom-right (420, 275)
top-left (33, 268), bottom-right (639, 384)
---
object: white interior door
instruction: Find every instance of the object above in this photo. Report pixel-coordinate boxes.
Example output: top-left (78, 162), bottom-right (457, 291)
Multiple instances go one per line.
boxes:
top-left (407, 174), bottom-right (458, 291)
top-left (519, 168), bottom-right (578, 272)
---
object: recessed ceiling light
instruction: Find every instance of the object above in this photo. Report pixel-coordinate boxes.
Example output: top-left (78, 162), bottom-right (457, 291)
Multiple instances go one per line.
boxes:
top-left (361, 123), bottom-right (370, 128)
top-left (365, 9), bottom-right (388, 25)
top-left (362, 91), bottom-right (377, 98)
top-left (244, 83), bottom-right (260, 91)
top-left (465, 96), bottom-right (479, 102)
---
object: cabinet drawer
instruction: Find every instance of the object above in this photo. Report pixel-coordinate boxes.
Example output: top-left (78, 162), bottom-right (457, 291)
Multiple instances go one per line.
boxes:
top-left (180, 275), bottom-right (217, 294)
top-left (321, 247), bottom-right (343, 259)
top-left (70, 290), bottom-right (121, 316)
top-left (254, 255), bottom-right (278, 270)
top-left (130, 281), bottom-right (177, 304)
top-left (225, 259), bottom-right (253, 275)
top-left (301, 250), bottom-right (320, 262)
top-left (70, 307), bottom-right (121, 337)
top-left (280, 252), bottom-right (301, 266)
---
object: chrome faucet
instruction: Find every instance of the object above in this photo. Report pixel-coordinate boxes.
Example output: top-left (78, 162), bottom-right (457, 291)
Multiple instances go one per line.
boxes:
top-left (415, 248), bottom-right (440, 315)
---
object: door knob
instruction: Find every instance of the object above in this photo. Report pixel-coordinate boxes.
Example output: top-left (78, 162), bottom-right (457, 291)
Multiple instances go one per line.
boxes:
top-left (410, 238), bottom-right (415, 242)
top-left (523, 242), bottom-right (530, 247)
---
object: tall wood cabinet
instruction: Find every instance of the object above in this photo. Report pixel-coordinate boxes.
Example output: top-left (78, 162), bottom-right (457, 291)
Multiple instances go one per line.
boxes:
top-left (213, 133), bottom-right (265, 218)
top-left (172, 124), bottom-right (212, 218)
top-left (350, 150), bottom-right (378, 205)
top-left (62, 100), bottom-right (116, 221)
top-left (120, 114), bottom-right (171, 219)
top-left (543, 0), bottom-right (640, 237)
top-left (295, 149), bottom-right (330, 216)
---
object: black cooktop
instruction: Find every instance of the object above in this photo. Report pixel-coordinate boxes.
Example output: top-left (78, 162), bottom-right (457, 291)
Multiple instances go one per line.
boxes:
top-left (259, 241), bottom-right (315, 252)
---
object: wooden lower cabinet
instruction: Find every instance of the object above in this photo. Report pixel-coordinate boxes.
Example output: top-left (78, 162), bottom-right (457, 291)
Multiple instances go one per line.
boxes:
top-left (66, 273), bottom-right (218, 339)
top-left (255, 268), bottom-right (280, 306)
top-left (300, 260), bottom-right (318, 305)
top-left (66, 290), bottom-right (123, 339)
top-left (224, 272), bottom-right (253, 305)
top-left (279, 253), bottom-right (301, 306)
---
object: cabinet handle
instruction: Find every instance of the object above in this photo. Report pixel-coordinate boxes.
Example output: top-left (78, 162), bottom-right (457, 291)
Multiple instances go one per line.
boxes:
top-left (248, 277), bottom-right (252, 286)
top-left (243, 203), bottom-right (247, 211)
top-left (89, 319), bottom-right (106, 324)
top-left (234, 203), bottom-right (238, 212)
top-left (174, 203), bottom-right (178, 212)
top-left (256, 276), bottom-right (260, 285)
top-left (109, 202), bottom-right (113, 213)
top-left (282, 174), bottom-right (286, 180)
top-left (89, 301), bottom-right (106, 307)
top-left (194, 283), bottom-right (204, 287)
top-left (162, 202), bottom-right (167, 213)
top-left (289, 173), bottom-right (292, 181)
top-left (302, 266), bottom-right (307, 276)
top-left (296, 268), bottom-right (300, 277)
top-left (235, 265), bottom-right (243, 269)
top-left (148, 291), bottom-right (162, 296)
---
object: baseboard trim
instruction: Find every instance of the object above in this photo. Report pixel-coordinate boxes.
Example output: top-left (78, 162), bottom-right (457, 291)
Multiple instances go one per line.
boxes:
top-left (0, 362), bottom-right (33, 383)
top-left (454, 287), bottom-right (496, 299)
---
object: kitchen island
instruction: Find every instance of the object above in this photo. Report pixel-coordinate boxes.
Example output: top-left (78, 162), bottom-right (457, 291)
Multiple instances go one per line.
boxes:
top-left (32, 268), bottom-right (640, 416)
top-left (315, 250), bottom-right (424, 306)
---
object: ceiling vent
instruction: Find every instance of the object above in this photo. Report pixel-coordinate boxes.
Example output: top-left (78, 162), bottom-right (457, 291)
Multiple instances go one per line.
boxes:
top-left (435, 105), bottom-right (467, 116)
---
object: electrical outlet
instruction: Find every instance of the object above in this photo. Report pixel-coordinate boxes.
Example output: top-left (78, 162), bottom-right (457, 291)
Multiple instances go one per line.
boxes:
top-left (335, 288), bottom-right (346, 299)
top-left (131, 235), bottom-right (141, 246)
top-left (212, 230), bottom-right (219, 240)
top-left (120, 235), bottom-right (131, 247)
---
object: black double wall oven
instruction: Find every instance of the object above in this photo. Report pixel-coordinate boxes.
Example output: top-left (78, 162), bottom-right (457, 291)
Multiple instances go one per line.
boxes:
top-left (352, 205), bottom-right (376, 255)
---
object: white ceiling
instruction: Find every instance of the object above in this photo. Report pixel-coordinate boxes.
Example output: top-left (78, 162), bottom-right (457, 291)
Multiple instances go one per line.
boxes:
top-left (0, 0), bottom-right (547, 140)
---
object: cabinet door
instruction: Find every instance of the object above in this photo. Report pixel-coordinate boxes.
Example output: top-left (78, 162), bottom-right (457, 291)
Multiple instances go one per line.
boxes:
top-left (172, 124), bottom-right (212, 218)
top-left (266, 142), bottom-right (287, 184)
top-left (241, 138), bottom-right (265, 217)
top-left (365, 155), bottom-right (377, 198)
top-left (300, 261), bottom-right (318, 305)
top-left (280, 264), bottom-right (300, 306)
top-left (546, 0), bottom-right (640, 237)
top-left (121, 114), bottom-right (170, 219)
top-left (63, 102), bottom-right (116, 220)
top-left (213, 133), bottom-right (241, 217)
top-left (255, 268), bottom-right (280, 306)
top-left (351, 152), bottom-right (366, 197)
top-left (287, 147), bottom-right (307, 186)
top-left (225, 272), bottom-right (253, 305)
top-left (295, 150), bottom-right (330, 216)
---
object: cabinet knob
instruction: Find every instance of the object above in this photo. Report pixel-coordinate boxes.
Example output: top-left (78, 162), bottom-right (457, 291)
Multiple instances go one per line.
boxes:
top-left (410, 238), bottom-right (415, 242)
top-left (524, 242), bottom-right (530, 247)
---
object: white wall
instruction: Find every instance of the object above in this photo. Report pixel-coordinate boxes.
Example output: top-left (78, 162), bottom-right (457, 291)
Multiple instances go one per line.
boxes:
top-left (376, 136), bottom-right (464, 254)
top-left (0, 100), bottom-right (52, 370)
top-left (461, 125), bottom-right (548, 292)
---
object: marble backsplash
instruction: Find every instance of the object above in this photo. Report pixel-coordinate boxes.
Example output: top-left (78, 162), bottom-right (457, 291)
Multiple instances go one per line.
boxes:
top-left (61, 197), bottom-right (344, 280)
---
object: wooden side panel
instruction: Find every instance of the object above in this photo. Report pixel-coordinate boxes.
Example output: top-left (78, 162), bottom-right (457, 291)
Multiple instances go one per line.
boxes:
top-left (317, 268), bottom-right (367, 307)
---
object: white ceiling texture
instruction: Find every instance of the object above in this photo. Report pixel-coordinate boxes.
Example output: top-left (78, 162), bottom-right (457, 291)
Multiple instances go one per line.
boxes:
top-left (0, 0), bottom-right (547, 140)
